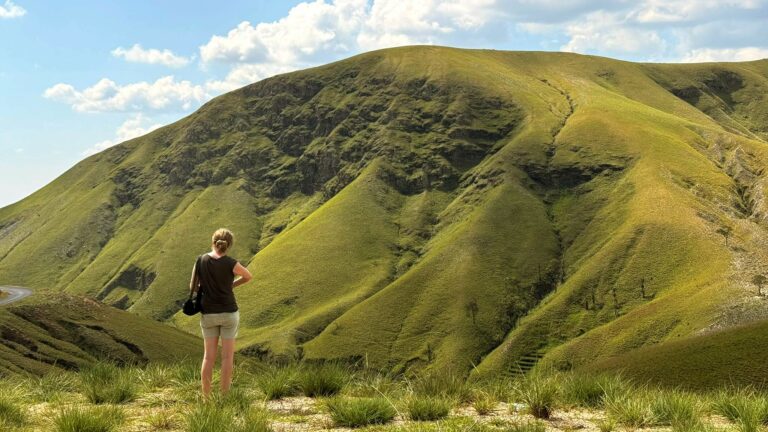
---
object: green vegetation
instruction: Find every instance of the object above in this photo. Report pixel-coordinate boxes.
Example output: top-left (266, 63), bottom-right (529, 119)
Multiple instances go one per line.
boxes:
top-left (2, 362), bottom-right (768, 430)
top-left (53, 406), bottom-right (125, 432)
top-left (0, 294), bottom-right (200, 376)
top-left (256, 364), bottom-right (298, 400)
top-left (2, 46), bottom-right (768, 380)
top-left (296, 362), bottom-right (348, 397)
top-left (81, 362), bottom-right (138, 404)
top-left (326, 396), bottom-right (397, 427)
top-left (515, 373), bottom-right (558, 419)
top-left (404, 396), bottom-right (453, 421)
top-left (0, 394), bottom-right (26, 428)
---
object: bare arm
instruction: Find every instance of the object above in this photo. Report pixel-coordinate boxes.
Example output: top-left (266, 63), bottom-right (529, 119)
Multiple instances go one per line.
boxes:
top-left (232, 262), bottom-right (252, 289)
top-left (189, 261), bottom-right (199, 293)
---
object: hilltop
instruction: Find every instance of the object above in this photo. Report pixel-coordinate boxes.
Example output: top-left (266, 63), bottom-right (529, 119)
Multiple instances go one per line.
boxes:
top-left (1, 46), bottom-right (768, 379)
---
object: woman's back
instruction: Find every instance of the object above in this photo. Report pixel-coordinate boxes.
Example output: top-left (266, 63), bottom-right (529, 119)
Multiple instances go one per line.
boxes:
top-left (199, 253), bottom-right (238, 313)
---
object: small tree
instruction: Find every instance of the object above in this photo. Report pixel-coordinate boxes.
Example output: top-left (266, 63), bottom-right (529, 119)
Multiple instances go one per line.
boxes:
top-left (752, 274), bottom-right (768, 296)
top-left (465, 300), bottom-right (479, 324)
top-left (716, 226), bottom-right (732, 246)
top-left (611, 286), bottom-right (620, 317)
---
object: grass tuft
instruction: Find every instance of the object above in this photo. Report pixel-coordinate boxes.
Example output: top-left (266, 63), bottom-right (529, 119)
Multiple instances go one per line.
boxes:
top-left (711, 389), bottom-right (768, 432)
top-left (326, 397), bottom-right (397, 427)
top-left (516, 373), bottom-right (558, 419)
top-left (471, 390), bottom-right (498, 415)
top-left (53, 405), bottom-right (125, 432)
top-left (604, 391), bottom-right (655, 429)
top-left (80, 362), bottom-right (138, 404)
top-left (0, 394), bottom-right (25, 428)
top-left (412, 371), bottom-right (471, 402)
top-left (649, 389), bottom-right (702, 430)
top-left (256, 365), bottom-right (298, 400)
top-left (405, 396), bottom-right (453, 421)
top-left (297, 363), bottom-right (348, 397)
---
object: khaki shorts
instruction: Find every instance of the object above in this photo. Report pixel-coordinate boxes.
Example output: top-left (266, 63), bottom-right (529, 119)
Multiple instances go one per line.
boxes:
top-left (200, 311), bottom-right (239, 339)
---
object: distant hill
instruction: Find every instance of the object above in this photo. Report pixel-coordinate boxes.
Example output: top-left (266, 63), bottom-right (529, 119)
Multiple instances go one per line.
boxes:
top-left (0, 294), bottom-right (200, 375)
top-left (2, 46), bottom-right (768, 377)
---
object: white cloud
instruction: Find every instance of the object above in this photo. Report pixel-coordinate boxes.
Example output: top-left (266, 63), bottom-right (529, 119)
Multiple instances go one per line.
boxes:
top-left (44, 76), bottom-right (209, 113)
top-left (681, 47), bottom-right (768, 62)
top-left (205, 63), bottom-right (296, 94)
top-left (560, 10), bottom-right (668, 57)
top-left (84, 114), bottom-right (163, 156)
top-left (0, 0), bottom-right (25, 19)
top-left (112, 44), bottom-right (191, 68)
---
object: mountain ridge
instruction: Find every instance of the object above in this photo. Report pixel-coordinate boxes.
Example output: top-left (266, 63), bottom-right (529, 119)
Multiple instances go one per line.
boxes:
top-left (2, 46), bottom-right (768, 376)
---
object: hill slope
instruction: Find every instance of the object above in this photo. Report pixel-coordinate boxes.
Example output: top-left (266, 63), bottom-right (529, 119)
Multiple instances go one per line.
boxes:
top-left (0, 293), bottom-right (200, 375)
top-left (2, 46), bottom-right (768, 375)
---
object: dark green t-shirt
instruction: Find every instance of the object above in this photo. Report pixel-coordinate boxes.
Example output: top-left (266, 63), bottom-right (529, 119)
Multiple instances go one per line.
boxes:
top-left (198, 253), bottom-right (239, 314)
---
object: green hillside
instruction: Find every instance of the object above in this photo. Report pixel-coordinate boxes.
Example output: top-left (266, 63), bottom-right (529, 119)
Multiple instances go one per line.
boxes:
top-left (584, 318), bottom-right (768, 390)
top-left (2, 46), bottom-right (768, 377)
top-left (0, 293), bottom-right (200, 376)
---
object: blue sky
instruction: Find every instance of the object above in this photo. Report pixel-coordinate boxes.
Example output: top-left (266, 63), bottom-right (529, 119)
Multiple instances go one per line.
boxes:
top-left (1, 0), bottom-right (767, 207)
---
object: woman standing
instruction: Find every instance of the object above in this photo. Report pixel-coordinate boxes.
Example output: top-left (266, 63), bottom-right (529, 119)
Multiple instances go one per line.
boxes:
top-left (189, 228), bottom-right (253, 397)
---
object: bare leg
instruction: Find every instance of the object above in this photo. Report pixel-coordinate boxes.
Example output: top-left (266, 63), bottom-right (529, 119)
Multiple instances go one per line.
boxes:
top-left (201, 336), bottom-right (219, 398)
top-left (220, 338), bottom-right (236, 394)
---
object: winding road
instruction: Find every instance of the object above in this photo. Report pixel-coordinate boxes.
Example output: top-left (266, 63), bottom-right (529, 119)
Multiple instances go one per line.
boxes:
top-left (0, 286), bottom-right (32, 306)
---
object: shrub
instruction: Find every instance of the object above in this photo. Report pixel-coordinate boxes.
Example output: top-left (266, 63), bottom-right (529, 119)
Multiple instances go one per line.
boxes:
top-left (256, 366), bottom-right (298, 400)
top-left (0, 395), bottom-right (25, 427)
top-left (516, 374), bottom-right (558, 419)
top-left (405, 396), bottom-right (453, 421)
top-left (53, 405), bottom-right (125, 432)
top-left (297, 363), bottom-right (348, 397)
top-left (80, 362), bottom-right (138, 404)
top-left (326, 397), bottom-right (397, 427)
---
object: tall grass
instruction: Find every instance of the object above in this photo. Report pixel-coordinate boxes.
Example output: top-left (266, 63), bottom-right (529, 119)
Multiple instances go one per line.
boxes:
top-left (80, 362), bottom-right (138, 404)
top-left (25, 370), bottom-right (79, 402)
top-left (326, 397), bottom-right (397, 427)
top-left (604, 391), bottom-right (655, 429)
top-left (53, 405), bottom-right (125, 432)
top-left (515, 373), bottom-right (558, 419)
top-left (296, 363), bottom-right (348, 397)
top-left (649, 389), bottom-right (703, 431)
top-left (560, 374), bottom-right (631, 408)
top-left (411, 371), bottom-right (471, 403)
top-left (186, 402), bottom-right (273, 432)
top-left (711, 389), bottom-right (768, 432)
top-left (471, 390), bottom-right (498, 415)
top-left (185, 403), bottom-right (236, 432)
top-left (256, 365), bottom-right (299, 400)
top-left (0, 394), bottom-right (25, 428)
top-left (405, 396), bottom-right (453, 421)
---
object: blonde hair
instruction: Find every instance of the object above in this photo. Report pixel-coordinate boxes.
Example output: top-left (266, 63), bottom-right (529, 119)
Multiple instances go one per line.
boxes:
top-left (212, 228), bottom-right (234, 254)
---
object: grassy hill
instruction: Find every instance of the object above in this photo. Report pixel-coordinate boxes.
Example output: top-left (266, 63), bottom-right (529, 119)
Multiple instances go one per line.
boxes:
top-left (2, 46), bottom-right (768, 378)
top-left (0, 294), bottom-right (200, 376)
